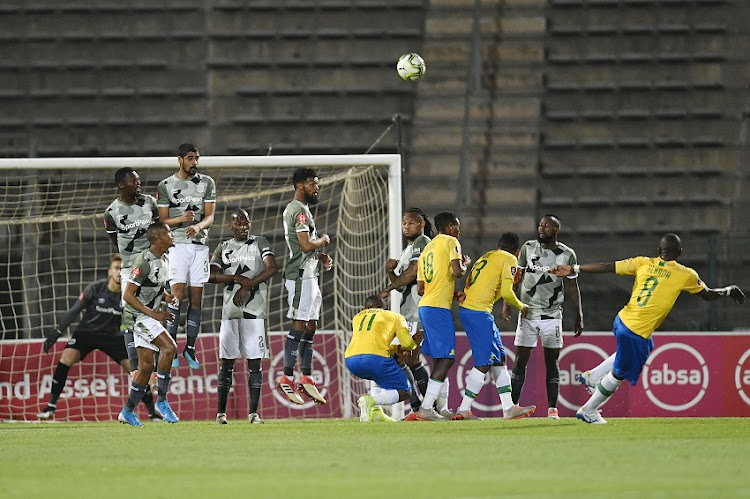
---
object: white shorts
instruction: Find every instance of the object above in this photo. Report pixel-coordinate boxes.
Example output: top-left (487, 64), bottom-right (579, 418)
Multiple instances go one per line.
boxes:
top-left (167, 243), bottom-right (210, 287)
top-left (285, 278), bottom-right (322, 321)
top-left (133, 316), bottom-right (175, 352)
top-left (219, 318), bottom-right (270, 360)
top-left (514, 317), bottom-right (564, 349)
top-left (120, 267), bottom-right (130, 306)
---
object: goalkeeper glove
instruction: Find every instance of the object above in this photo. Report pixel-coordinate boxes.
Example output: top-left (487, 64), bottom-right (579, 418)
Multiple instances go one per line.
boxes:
top-left (43, 329), bottom-right (63, 354)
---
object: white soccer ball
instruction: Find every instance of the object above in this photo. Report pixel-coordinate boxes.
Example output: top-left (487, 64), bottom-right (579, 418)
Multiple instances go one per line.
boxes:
top-left (397, 53), bottom-right (426, 81)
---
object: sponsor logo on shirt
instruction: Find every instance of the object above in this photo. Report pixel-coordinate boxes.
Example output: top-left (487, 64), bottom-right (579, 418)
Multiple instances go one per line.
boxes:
top-left (95, 305), bottom-right (122, 316)
top-left (121, 219), bottom-right (151, 230)
top-left (174, 195), bottom-right (205, 204)
top-left (297, 212), bottom-right (308, 225)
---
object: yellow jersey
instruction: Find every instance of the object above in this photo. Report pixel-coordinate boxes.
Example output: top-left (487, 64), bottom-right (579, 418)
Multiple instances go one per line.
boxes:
top-left (616, 257), bottom-right (706, 339)
top-left (417, 234), bottom-right (462, 309)
top-left (462, 250), bottom-right (525, 313)
top-left (345, 308), bottom-right (417, 358)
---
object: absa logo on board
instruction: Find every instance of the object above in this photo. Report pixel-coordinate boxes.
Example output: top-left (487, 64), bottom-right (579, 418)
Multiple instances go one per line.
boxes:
top-left (734, 348), bottom-right (750, 407)
top-left (268, 350), bottom-right (331, 410)
top-left (556, 343), bottom-right (609, 411)
top-left (642, 343), bottom-right (708, 412)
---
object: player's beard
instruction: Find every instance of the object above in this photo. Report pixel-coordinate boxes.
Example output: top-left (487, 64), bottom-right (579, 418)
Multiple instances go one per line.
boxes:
top-left (305, 191), bottom-right (319, 205)
top-left (537, 233), bottom-right (554, 244)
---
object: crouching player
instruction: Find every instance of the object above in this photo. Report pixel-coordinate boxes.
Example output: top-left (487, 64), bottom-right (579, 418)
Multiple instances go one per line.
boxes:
top-left (118, 222), bottom-right (180, 426)
top-left (346, 295), bottom-right (418, 422)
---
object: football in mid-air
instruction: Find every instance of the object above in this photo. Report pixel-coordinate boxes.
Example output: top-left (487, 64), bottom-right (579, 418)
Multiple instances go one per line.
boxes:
top-left (397, 53), bottom-right (426, 81)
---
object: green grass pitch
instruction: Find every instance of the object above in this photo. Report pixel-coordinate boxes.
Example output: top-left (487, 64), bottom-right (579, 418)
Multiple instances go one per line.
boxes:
top-left (2, 417), bottom-right (749, 498)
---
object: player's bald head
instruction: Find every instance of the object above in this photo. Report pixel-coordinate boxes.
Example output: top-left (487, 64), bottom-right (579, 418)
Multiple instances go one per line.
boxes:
top-left (231, 208), bottom-right (249, 221)
top-left (659, 233), bottom-right (682, 261)
top-left (364, 295), bottom-right (384, 309)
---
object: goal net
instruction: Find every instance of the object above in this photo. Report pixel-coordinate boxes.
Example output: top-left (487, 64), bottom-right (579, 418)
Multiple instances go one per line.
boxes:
top-left (0, 154), bottom-right (402, 422)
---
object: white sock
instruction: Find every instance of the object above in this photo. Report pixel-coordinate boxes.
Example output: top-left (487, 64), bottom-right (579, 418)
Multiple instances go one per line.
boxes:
top-left (458, 368), bottom-right (486, 412)
top-left (589, 354), bottom-right (616, 381)
top-left (582, 372), bottom-right (622, 413)
top-left (372, 389), bottom-right (399, 406)
top-left (420, 379), bottom-right (443, 411)
top-left (436, 377), bottom-right (450, 411)
top-left (491, 365), bottom-right (515, 411)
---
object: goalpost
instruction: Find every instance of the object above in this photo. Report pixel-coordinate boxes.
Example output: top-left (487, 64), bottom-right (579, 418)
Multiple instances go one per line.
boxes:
top-left (0, 154), bottom-right (402, 422)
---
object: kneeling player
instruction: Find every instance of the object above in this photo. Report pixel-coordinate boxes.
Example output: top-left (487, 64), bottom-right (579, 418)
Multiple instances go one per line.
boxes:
top-left (118, 222), bottom-right (180, 426)
top-left (210, 209), bottom-right (278, 424)
top-left (345, 295), bottom-right (417, 422)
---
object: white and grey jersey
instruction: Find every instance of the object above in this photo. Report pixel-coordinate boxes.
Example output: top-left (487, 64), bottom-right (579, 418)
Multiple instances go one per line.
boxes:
top-left (394, 235), bottom-right (430, 322)
top-left (282, 199), bottom-right (319, 280)
top-left (211, 236), bottom-right (274, 320)
top-left (517, 240), bottom-right (578, 320)
top-left (123, 249), bottom-right (169, 324)
top-left (156, 172), bottom-right (216, 245)
top-left (103, 195), bottom-right (159, 268)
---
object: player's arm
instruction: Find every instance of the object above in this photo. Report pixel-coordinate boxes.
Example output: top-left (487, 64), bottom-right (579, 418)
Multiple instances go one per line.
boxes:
top-left (123, 281), bottom-right (174, 323)
top-left (550, 262), bottom-right (615, 276)
top-left (297, 230), bottom-right (330, 253)
top-left (500, 277), bottom-right (528, 317)
top-left (394, 315), bottom-right (417, 351)
top-left (103, 212), bottom-right (119, 250)
top-left (186, 201), bottom-right (215, 239)
top-left (43, 286), bottom-right (90, 353)
top-left (417, 280), bottom-right (425, 296)
top-left (697, 285), bottom-right (746, 303)
top-left (565, 277), bottom-right (584, 336)
top-left (159, 205), bottom-right (194, 228)
top-left (380, 261), bottom-right (417, 297)
top-left (451, 257), bottom-right (468, 278)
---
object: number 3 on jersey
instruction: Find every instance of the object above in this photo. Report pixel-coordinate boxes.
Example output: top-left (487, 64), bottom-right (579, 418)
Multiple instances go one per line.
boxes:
top-left (469, 259), bottom-right (488, 286)
top-left (422, 252), bottom-right (434, 283)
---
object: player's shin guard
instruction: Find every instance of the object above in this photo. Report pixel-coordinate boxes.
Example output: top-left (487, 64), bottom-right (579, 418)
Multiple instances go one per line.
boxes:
top-left (400, 363), bottom-right (421, 412)
top-left (546, 366), bottom-right (560, 409)
top-left (420, 379), bottom-right (443, 410)
top-left (299, 334), bottom-right (314, 376)
top-left (248, 369), bottom-right (263, 416)
top-left (459, 368), bottom-right (485, 412)
top-left (410, 362), bottom-right (429, 399)
top-left (491, 365), bottom-right (516, 411)
top-left (156, 370), bottom-right (171, 402)
top-left (510, 364), bottom-right (526, 404)
top-left (217, 360), bottom-right (234, 414)
top-left (125, 383), bottom-right (148, 411)
top-left (166, 305), bottom-right (180, 342)
top-left (185, 308), bottom-right (202, 348)
top-left (123, 329), bottom-right (139, 371)
top-left (436, 377), bottom-right (450, 412)
top-left (283, 328), bottom-right (303, 377)
top-left (49, 362), bottom-right (71, 407)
